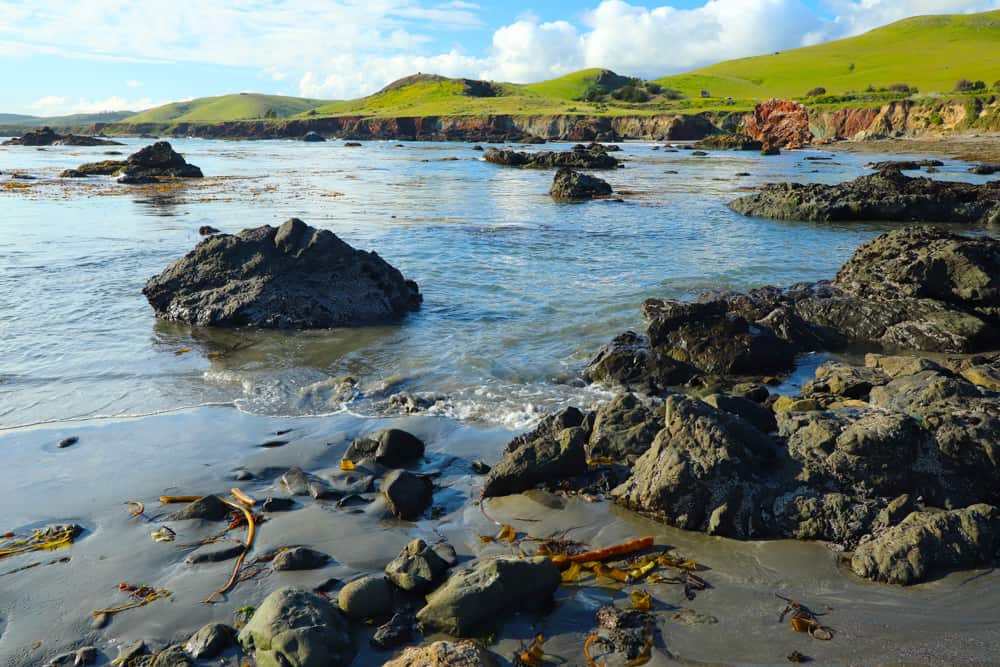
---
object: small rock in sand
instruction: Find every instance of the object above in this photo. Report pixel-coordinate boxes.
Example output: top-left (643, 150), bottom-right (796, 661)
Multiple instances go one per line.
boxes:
top-left (385, 538), bottom-right (452, 592)
top-left (346, 428), bottom-right (425, 467)
top-left (185, 543), bottom-right (245, 564)
top-left (338, 575), bottom-right (394, 621)
top-left (57, 436), bottom-right (78, 448)
top-left (185, 623), bottom-right (236, 659)
top-left (165, 494), bottom-right (229, 521)
top-left (272, 546), bottom-right (330, 571)
top-left (262, 496), bottom-right (296, 512)
top-left (382, 469), bottom-right (433, 520)
top-left (371, 611), bottom-right (416, 650)
top-left (382, 640), bottom-right (499, 667)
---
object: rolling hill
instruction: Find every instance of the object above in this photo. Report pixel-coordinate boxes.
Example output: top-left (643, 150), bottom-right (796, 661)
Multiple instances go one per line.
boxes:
top-left (654, 10), bottom-right (1000, 99)
top-left (0, 110), bottom-right (135, 128)
top-left (125, 93), bottom-right (328, 123)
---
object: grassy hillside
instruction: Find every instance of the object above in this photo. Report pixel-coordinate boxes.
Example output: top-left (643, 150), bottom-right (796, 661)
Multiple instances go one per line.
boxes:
top-left (0, 111), bottom-right (134, 128)
top-left (656, 11), bottom-right (1000, 99)
top-left (126, 93), bottom-right (328, 123)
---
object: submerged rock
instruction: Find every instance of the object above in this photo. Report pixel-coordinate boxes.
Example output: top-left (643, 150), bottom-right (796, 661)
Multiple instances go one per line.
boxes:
top-left (382, 641), bottom-right (499, 667)
top-left (483, 147), bottom-right (620, 169)
top-left (729, 168), bottom-right (1000, 226)
top-left (865, 160), bottom-right (944, 171)
top-left (143, 217), bottom-right (421, 328)
top-left (416, 556), bottom-right (560, 636)
top-left (238, 587), bottom-right (352, 667)
top-left (851, 505), bottom-right (1000, 584)
top-left (549, 167), bottom-right (613, 201)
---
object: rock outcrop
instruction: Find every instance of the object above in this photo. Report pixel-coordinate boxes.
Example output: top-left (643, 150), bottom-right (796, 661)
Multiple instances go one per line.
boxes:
top-left (142, 218), bottom-right (421, 328)
top-left (69, 141), bottom-right (202, 183)
top-left (741, 99), bottom-right (813, 148)
top-left (484, 147), bottom-right (620, 169)
top-left (693, 133), bottom-right (762, 150)
top-left (3, 127), bottom-right (122, 146)
top-left (549, 167), bottom-right (613, 200)
top-left (729, 167), bottom-right (1000, 226)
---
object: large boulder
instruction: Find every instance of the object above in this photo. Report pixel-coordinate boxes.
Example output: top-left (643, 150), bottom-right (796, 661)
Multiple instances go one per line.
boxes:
top-left (549, 167), bottom-right (612, 201)
top-left (483, 147), bottom-right (620, 169)
top-left (582, 331), bottom-right (699, 393)
top-left (345, 429), bottom-right (425, 467)
top-left (850, 505), bottom-right (1000, 584)
top-left (143, 218), bottom-right (421, 328)
top-left (238, 587), bottom-right (352, 667)
top-left (416, 557), bottom-right (560, 636)
top-left (729, 168), bottom-right (1000, 226)
top-left (482, 408), bottom-right (589, 497)
top-left (382, 469), bottom-right (433, 520)
top-left (611, 394), bottom-right (776, 537)
top-left (586, 393), bottom-right (661, 460)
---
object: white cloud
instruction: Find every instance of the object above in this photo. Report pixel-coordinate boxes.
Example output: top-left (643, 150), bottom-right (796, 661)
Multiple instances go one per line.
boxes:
top-left (5, 0), bottom-right (999, 104)
top-left (30, 95), bottom-right (161, 116)
top-left (126, 79), bottom-right (142, 88)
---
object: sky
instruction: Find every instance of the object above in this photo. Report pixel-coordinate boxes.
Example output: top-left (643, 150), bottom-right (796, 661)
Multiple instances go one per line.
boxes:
top-left (1, 0), bottom-right (998, 116)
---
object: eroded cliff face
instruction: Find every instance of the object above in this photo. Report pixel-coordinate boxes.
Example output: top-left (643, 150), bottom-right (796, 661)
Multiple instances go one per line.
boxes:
top-left (95, 113), bottom-right (719, 142)
top-left (741, 99), bottom-right (813, 148)
top-left (811, 98), bottom-right (1000, 139)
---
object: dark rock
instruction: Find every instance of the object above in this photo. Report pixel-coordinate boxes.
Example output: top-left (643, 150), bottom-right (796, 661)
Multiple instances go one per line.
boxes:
top-left (166, 494), bottom-right (229, 521)
top-left (272, 546), bottom-right (329, 571)
top-left (57, 436), bottom-right (78, 448)
top-left (851, 504), bottom-right (1000, 584)
top-left (587, 393), bottom-right (661, 460)
top-left (338, 575), bottom-right (393, 620)
top-left (549, 167), bottom-right (612, 201)
top-left (115, 142), bottom-right (204, 184)
top-left (68, 159), bottom-right (126, 176)
top-left (198, 225), bottom-right (221, 235)
top-left (969, 163), bottom-right (1000, 175)
top-left (185, 543), bottom-right (245, 564)
top-left (612, 394), bottom-right (775, 537)
top-left (262, 496), bottom-right (296, 512)
top-left (432, 542), bottom-right (458, 567)
top-left (239, 587), bottom-right (352, 666)
top-left (582, 330), bottom-right (699, 393)
top-left (729, 169), bottom-right (1000, 226)
top-left (593, 605), bottom-right (656, 662)
top-left (385, 538), bottom-right (451, 592)
top-left (483, 147), bottom-right (620, 169)
top-left (773, 489), bottom-right (881, 547)
top-left (303, 131), bottom-right (326, 142)
top-left (702, 393), bottom-right (777, 433)
top-left (281, 467), bottom-right (336, 498)
top-left (185, 623), bottom-right (236, 659)
top-left (643, 299), bottom-right (795, 375)
top-left (691, 150), bottom-right (708, 156)
top-left (3, 127), bottom-right (122, 146)
top-left (143, 218), bottom-right (421, 328)
top-left (371, 611), bottom-right (416, 649)
top-left (866, 160), bottom-right (944, 171)
top-left (482, 415), bottom-right (588, 497)
top-left (344, 141), bottom-right (362, 147)
top-left (59, 169), bottom-right (88, 178)
top-left (761, 144), bottom-right (781, 156)
top-left (472, 145), bottom-right (484, 151)
top-left (382, 469), bottom-right (433, 519)
top-left (346, 428), bottom-right (425, 467)
top-left (416, 556), bottom-right (560, 636)
top-left (693, 133), bottom-right (762, 150)
top-left (470, 460), bottom-right (491, 475)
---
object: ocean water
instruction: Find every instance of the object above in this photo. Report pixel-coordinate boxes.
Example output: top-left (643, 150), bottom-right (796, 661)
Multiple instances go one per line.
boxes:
top-left (0, 138), bottom-right (994, 429)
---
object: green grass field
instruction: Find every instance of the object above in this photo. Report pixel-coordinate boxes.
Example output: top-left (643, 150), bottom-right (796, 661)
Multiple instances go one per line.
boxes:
top-left (113, 9), bottom-right (1000, 125)
top-left (655, 11), bottom-right (1000, 99)
top-left (125, 93), bottom-right (328, 123)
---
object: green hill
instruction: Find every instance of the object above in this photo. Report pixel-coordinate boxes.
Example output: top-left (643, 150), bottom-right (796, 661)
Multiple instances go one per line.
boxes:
top-left (655, 11), bottom-right (1000, 99)
top-left (0, 111), bottom-right (134, 128)
top-left (126, 93), bottom-right (328, 123)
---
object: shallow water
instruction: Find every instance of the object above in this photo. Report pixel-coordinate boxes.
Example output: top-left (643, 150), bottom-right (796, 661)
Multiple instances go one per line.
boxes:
top-left (1, 139), bottom-right (993, 429)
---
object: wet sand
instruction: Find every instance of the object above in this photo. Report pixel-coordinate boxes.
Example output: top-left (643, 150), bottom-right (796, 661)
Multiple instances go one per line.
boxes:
top-left (2, 406), bottom-right (998, 666)
top-left (827, 133), bottom-right (1000, 164)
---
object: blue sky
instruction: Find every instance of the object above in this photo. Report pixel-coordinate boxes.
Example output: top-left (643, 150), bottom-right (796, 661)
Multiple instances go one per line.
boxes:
top-left (1, 0), bottom-right (998, 116)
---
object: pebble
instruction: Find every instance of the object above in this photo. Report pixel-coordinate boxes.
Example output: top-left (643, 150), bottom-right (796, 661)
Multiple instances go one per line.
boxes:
top-left (57, 437), bottom-right (78, 449)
